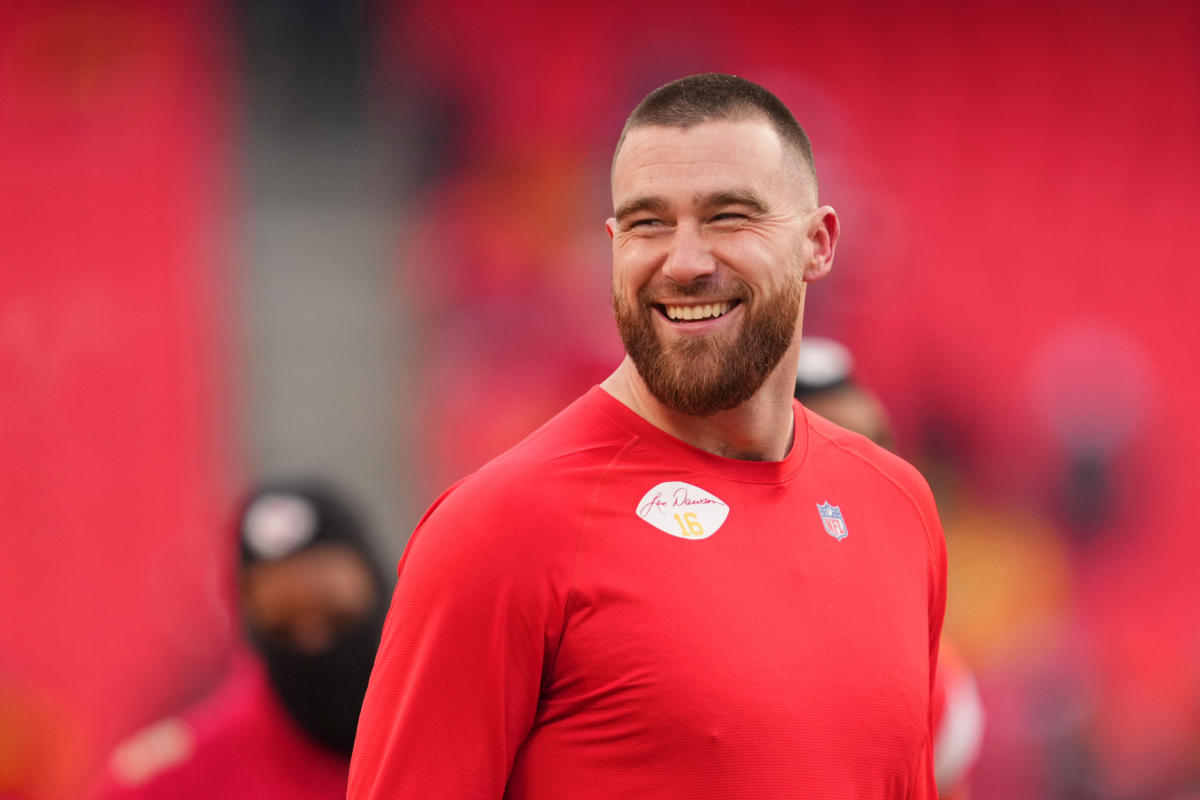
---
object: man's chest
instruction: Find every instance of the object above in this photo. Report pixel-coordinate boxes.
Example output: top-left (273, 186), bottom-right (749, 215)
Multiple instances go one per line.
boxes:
top-left (536, 471), bottom-right (932, 757)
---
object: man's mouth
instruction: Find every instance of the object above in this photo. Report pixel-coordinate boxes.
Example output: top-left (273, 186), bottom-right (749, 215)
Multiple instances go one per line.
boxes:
top-left (658, 301), bottom-right (739, 322)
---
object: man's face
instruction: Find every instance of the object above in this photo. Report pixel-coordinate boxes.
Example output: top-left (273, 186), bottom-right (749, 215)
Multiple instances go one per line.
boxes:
top-left (241, 541), bottom-right (388, 754)
top-left (607, 117), bottom-right (830, 416)
top-left (242, 544), bottom-right (376, 653)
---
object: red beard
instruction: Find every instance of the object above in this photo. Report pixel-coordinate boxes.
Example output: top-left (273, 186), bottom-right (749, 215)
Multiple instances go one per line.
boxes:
top-left (613, 275), bottom-right (802, 417)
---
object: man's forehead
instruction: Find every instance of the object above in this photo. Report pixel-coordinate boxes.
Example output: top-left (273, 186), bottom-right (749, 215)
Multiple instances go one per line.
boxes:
top-left (612, 118), bottom-right (810, 205)
top-left (616, 117), bottom-right (787, 168)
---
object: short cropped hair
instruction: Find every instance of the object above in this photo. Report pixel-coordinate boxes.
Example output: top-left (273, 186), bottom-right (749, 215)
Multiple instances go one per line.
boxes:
top-left (614, 73), bottom-right (817, 183)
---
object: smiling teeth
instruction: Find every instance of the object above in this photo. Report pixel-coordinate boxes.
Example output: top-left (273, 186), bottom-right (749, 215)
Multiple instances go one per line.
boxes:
top-left (665, 302), bottom-right (733, 321)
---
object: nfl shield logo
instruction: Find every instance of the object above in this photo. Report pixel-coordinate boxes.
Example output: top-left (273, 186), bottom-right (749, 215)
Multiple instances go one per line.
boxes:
top-left (816, 502), bottom-right (849, 541)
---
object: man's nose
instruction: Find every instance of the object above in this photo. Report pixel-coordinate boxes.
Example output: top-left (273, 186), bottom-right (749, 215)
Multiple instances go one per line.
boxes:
top-left (661, 223), bottom-right (717, 284)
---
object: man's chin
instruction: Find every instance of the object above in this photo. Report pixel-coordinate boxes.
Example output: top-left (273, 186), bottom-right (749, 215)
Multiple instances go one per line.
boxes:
top-left (647, 383), bottom-right (746, 418)
top-left (655, 349), bottom-right (725, 383)
top-left (642, 363), bottom-right (750, 417)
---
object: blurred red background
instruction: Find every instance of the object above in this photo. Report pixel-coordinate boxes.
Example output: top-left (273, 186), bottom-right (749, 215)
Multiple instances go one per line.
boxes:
top-left (2, 0), bottom-right (1197, 797)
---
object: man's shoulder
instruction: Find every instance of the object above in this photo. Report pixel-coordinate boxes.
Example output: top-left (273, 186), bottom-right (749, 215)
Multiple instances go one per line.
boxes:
top-left (408, 388), bottom-right (636, 550)
top-left (89, 659), bottom-right (258, 795)
top-left (89, 656), bottom-right (348, 798)
top-left (803, 408), bottom-right (938, 521)
top-left (448, 387), bottom-right (635, 504)
top-left (96, 715), bottom-right (198, 794)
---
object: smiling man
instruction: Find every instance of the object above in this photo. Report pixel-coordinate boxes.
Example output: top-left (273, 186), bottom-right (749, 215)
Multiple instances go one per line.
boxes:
top-left (349, 74), bottom-right (947, 799)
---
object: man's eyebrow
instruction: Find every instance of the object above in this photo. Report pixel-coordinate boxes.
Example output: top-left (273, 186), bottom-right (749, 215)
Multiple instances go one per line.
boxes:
top-left (613, 190), bottom-right (768, 223)
top-left (613, 195), bottom-right (669, 223)
top-left (700, 191), bottom-right (768, 214)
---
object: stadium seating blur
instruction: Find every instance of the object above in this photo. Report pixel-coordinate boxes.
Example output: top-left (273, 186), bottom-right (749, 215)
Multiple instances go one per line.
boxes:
top-left (3, 1), bottom-right (1198, 797)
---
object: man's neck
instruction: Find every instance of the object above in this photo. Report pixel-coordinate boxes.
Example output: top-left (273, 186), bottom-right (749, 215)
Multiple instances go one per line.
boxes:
top-left (600, 357), bottom-right (797, 462)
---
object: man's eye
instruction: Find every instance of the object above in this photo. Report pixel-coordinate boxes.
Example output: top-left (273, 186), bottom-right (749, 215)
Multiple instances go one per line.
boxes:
top-left (710, 213), bottom-right (746, 223)
top-left (629, 218), bottom-right (664, 228)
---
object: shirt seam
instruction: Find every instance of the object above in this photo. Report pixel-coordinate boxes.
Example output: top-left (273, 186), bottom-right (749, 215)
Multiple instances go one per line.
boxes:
top-left (807, 424), bottom-right (940, 570)
top-left (542, 434), bottom-right (643, 686)
top-left (807, 423), bottom-right (944, 676)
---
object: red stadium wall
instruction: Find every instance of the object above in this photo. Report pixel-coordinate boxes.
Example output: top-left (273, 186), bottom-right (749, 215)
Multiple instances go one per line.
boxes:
top-left (0, 2), bottom-right (234, 796)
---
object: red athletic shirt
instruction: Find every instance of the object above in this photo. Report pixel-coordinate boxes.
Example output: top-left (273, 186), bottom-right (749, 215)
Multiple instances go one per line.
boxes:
top-left (350, 387), bottom-right (947, 799)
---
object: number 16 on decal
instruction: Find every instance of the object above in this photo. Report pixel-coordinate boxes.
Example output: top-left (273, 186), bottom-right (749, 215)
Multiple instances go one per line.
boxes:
top-left (635, 481), bottom-right (729, 540)
top-left (673, 512), bottom-right (705, 537)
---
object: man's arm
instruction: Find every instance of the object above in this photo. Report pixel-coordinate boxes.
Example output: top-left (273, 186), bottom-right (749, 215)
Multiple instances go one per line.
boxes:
top-left (347, 483), bottom-right (573, 799)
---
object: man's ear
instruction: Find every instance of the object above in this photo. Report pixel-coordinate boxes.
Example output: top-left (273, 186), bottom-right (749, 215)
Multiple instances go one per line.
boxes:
top-left (803, 206), bottom-right (839, 282)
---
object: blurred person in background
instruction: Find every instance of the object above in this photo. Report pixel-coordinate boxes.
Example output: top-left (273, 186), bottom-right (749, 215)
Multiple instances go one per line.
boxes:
top-left (794, 337), bottom-right (985, 800)
top-left (86, 480), bottom-right (389, 799)
top-left (793, 337), bottom-right (895, 451)
top-left (350, 73), bottom-right (947, 799)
